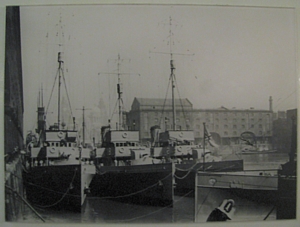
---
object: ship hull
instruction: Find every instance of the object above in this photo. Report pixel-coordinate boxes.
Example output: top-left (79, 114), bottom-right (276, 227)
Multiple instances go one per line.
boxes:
top-left (277, 176), bottom-right (296, 219)
top-left (195, 170), bottom-right (279, 221)
top-left (237, 150), bottom-right (278, 155)
top-left (196, 170), bottom-right (277, 204)
top-left (174, 159), bottom-right (244, 194)
top-left (195, 187), bottom-right (277, 222)
top-left (276, 160), bottom-right (297, 219)
top-left (23, 164), bottom-right (95, 212)
top-left (90, 163), bottom-right (174, 206)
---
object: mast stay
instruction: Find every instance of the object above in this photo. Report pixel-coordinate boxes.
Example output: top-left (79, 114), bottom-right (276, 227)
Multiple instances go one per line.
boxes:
top-left (150, 16), bottom-right (194, 131)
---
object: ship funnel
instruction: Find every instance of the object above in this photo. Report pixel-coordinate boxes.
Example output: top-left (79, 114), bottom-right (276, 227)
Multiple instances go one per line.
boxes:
top-left (37, 107), bottom-right (46, 134)
top-left (101, 126), bottom-right (110, 143)
top-left (150, 125), bottom-right (160, 146)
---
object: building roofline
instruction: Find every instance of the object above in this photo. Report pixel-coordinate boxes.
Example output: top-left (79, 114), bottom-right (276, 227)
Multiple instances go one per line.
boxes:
top-left (192, 108), bottom-right (272, 112)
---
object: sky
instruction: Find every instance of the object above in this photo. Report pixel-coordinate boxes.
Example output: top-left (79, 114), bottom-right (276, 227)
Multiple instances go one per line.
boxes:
top-left (19, 4), bottom-right (298, 133)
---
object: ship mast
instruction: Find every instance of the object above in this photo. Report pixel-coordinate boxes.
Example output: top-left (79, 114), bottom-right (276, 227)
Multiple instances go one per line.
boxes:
top-left (44, 12), bottom-right (75, 131)
top-left (151, 16), bottom-right (193, 131)
top-left (170, 55), bottom-right (176, 130)
top-left (99, 54), bottom-right (139, 130)
top-left (117, 54), bottom-right (123, 130)
top-left (76, 106), bottom-right (91, 146)
top-left (168, 17), bottom-right (176, 131)
top-left (57, 52), bottom-right (63, 130)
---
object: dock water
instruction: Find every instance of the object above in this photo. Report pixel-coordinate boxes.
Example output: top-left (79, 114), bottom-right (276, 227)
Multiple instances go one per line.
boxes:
top-left (10, 152), bottom-right (289, 223)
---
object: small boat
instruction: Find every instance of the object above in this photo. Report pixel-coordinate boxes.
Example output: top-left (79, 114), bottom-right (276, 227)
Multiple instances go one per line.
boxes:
top-left (23, 52), bottom-right (96, 212)
top-left (237, 132), bottom-right (277, 154)
top-left (236, 145), bottom-right (277, 155)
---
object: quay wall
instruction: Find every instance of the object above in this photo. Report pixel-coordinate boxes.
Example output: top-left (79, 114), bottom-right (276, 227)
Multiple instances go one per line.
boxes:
top-left (5, 155), bottom-right (24, 221)
top-left (5, 6), bottom-right (25, 221)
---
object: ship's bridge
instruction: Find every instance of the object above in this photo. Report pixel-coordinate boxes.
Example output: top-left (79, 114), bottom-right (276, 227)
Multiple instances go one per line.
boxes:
top-left (99, 130), bottom-right (149, 161)
top-left (151, 130), bottom-right (200, 159)
top-left (45, 130), bottom-right (77, 143)
top-left (102, 130), bottom-right (139, 143)
top-left (159, 130), bottom-right (195, 145)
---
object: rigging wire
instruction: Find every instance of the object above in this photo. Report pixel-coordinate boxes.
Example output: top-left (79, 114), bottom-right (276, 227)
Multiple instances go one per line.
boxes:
top-left (158, 75), bottom-right (172, 127)
top-left (174, 74), bottom-right (188, 124)
top-left (45, 67), bottom-right (59, 116)
top-left (61, 65), bottom-right (74, 119)
top-left (110, 99), bottom-right (119, 126)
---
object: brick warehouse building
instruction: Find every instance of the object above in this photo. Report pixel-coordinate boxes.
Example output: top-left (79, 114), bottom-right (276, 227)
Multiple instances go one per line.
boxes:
top-left (126, 97), bottom-right (273, 150)
top-left (127, 98), bottom-right (193, 141)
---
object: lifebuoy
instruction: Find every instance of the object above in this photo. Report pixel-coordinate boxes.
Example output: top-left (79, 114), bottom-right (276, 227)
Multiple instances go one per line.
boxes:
top-left (177, 146), bottom-right (182, 152)
top-left (50, 147), bottom-right (56, 154)
top-left (57, 131), bottom-right (64, 138)
top-left (179, 131), bottom-right (184, 137)
top-left (119, 147), bottom-right (124, 153)
top-left (122, 132), bottom-right (128, 138)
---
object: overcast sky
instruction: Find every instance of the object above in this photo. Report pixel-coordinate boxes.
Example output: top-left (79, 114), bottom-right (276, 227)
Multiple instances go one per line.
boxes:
top-left (19, 4), bottom-right (297, 132)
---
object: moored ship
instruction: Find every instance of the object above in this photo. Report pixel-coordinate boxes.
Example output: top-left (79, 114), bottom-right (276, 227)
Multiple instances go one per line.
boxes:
top-left (23, 52), bottom-right (96, 212)
top-left (148, 17), bottom-right (244, 194)
top-left (90, 54), bottom-right (174, 206)
top-left (276, 114), bottom-right (297, 219)
top-left (150, 125), bottom-right (244, 194)
top-left (196, 169), bottom-right (278, 204)
top-left (90, 128), bottom-right (174, 206)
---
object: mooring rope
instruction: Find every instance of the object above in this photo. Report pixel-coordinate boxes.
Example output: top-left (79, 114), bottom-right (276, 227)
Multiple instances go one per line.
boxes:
top-left (114, 189), bottom-right (194, 223)
top-left (33, 168), bottom-right (77, 208)
top-left (5, 185), bottom-right (46, 222)
top-left (175, 162), bottom-right (199, 172)
top-left (94, 172), bottom-right (173, 200)
top-left (174, 168), bottom-right (194, 180)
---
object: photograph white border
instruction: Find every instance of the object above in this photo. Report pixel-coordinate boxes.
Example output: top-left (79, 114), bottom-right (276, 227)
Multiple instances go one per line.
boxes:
top-left (1, 1), bottom-right (299, 227)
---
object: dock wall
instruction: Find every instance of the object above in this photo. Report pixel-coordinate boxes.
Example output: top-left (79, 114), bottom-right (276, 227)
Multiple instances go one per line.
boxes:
top-left (5, 6), bottom-right (25, 221)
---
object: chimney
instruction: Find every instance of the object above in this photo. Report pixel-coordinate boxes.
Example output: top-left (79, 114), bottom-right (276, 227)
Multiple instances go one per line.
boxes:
top-left (269, 96), bottom-right (273, 112)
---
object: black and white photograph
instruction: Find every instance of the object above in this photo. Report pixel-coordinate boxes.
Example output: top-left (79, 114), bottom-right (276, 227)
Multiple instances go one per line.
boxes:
top-left (3, 1), bottom-right (298, 225)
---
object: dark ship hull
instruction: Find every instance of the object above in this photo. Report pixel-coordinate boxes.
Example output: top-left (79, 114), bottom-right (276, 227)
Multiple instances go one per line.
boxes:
top-left (23, 164), bottom-right (94, 212)
top-left (90, 163), bottom-right (174, 206)
top-left (276, 160), bottom-right (297, 219)
top-left (276, 113), bottom-right (297, 220)
top-left (175, 159), bottom-right (244, 194)
top-left (24, 165), bottom-right (82, 211)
